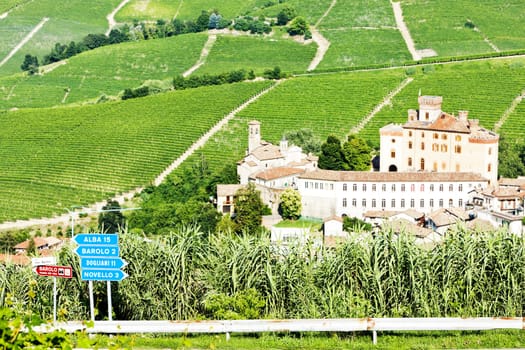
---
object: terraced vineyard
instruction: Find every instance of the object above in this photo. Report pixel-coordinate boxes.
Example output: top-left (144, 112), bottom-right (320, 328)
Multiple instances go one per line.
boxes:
top-left (0, 34), bottom-right (208, 109)
top-left (317, 0), bottom-right (410, 69)
top-left (499, 99), bottom-right (525, 142)
top-left (177, 70), bottom-right (406, 176)
top-left (0, 0), bottom-right (120, 75)
top-left (358, 58), bottom-right (525, 146)
top-left (116, 0), bottom-right (258, 22)
top-left (401, 0), bottom-right (525, 57)
top-left (0, 81), bottom-right (271, 222)
top-left (196, 35), bottom-right (317, 76)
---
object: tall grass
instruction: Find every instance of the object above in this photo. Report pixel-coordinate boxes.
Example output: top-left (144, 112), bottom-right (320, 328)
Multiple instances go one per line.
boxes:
top-left (1, 226), bottom-right (523, 321)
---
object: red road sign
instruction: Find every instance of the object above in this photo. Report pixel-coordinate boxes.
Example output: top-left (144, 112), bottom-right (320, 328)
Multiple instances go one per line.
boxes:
top-left (34, 265), bottom-right (73, 278)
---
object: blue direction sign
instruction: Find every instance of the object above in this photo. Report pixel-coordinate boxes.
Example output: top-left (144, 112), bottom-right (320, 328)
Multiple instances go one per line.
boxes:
top-left (81, 257), bottom-right (127, 270)
top-left (74, 234), bottom-right (118, 246)
top-left (75, 245), bottom-right (119, 257)
top-left (81, 269), bottom-right (128, 282)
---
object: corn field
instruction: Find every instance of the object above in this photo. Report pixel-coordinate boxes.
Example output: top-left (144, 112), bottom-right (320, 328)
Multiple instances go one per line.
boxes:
top-left (0, 226), bottom-right (523, 321)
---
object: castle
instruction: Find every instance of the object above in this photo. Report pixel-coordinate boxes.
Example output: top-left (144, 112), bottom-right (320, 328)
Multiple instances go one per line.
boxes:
top-left (217, 96), bottom-right (524, 234)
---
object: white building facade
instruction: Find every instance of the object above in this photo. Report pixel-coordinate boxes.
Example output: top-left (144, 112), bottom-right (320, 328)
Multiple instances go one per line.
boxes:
top-left (297, 170), bottom-right (488, 219)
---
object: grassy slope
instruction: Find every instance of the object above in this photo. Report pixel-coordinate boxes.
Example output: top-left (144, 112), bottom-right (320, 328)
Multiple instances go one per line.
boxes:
top-left (196, 34), bottom-right (317, 75)
top-left (358, 58), bottom-right (525, 146)
top-left (0, 0), bottom-right (28, 13)
top-left (0, 33), bottom-right (208, 109)
top-left (401, 0), bottom-right (525, 57)
top-left (116, 0), bottom-right (259, 22)
top-left (0, 81), bottom-right (271, 222)
top-left (318, 0), bottom-right (411, 69)
top-left (0, 0), bottom-right (122, 76)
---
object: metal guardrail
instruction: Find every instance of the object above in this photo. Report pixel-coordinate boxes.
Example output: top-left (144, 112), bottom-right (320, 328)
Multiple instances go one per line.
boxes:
top-left (34, 317), bottom-right (525, 345)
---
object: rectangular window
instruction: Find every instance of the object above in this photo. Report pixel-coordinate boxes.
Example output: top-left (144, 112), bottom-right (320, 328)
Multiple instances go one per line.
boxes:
top-left (408, 157), bottom-right (412, 166)
top-left (401, 184), bottom-right (405, 192)
top-left (362, 199), bottom-right (366, 207)
top-left (372, 199), bottom-right (376, 208)
top-left (362, 184), bottom-right (367, 191)
top-left (353, 184), bottom-right (357, 191)
top-left (430, 198), bottom-right (434, 207)
top-left (391, 151), bottom-right (396, 158)
top-left (305, 182), bottom-right (308, 189)
top-left (343, 184), bottom-right (347, 191)
top-left (420, 184), bottom-right (424, 192)
top-left (411, 184), bottom-right (415, 192)
top-left (330, 183), bottom-right (334, 190)
top-left (391, 199), bottom-right (395, 207)
top-left (458, 184), bottom-right (463, 192)
top-left (343, 198), bottom-right (347, 207)
top-left (352, 198), bottom-right (357, 207)
top-left (421, 142), bottom-right (425, 150)
top-left (391, 184), bottom-right (396, 192)
top-left (320, 183), bottom-right (324, 190)
top-left (401, 199), bottom-right (405, 208)
top-left (430, 184), bottom-right (434, 191)
top-left (381, 199), bottom-right (386, 208)
top-left (420, 199), bottom-right (424, 208)
top-left (382, 184), bottom-right (386, 191)
top-left (439, 199), bottom-right (443, 207)
top-left (315, 182), bottom-right (318, 189)
top-left (439, 184), bottom-right (443, 191)
top-left (372, 184), bottom-right (376, 192)
top-left (459, 199), bottom-right (463, 207)
top-left (410, 199), bottom-right (415, 208)
top-left (449, 184), bottom-right (453, 191)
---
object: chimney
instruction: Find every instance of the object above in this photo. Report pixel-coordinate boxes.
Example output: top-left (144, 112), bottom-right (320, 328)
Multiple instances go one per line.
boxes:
top-left (458, 110), bottom-right (468, 121)
top-left (408, 109), bottom-right (417, 121)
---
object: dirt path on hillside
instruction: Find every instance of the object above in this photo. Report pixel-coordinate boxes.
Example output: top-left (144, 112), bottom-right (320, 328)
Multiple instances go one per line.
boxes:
top-left (494, 90), bottom-right (525, 132)
top-left (391, 1), bottom-right (420, 61)
top-left (173, 0), bottom-right (183, 20)
top-left (182, 34), bottom-right (216, 77)
top-left (0, 17), bottom-right (49, 68)
top-left (106, 0), bottom-right (131, 36)
top-left (349, 77), bottom-right (413, 134)
top-left (308, 28), bottom-right (330, 71)
top-left (307, 0), bottom-right (336, 71)
top-left (0, 81), bottom-right (282, 231)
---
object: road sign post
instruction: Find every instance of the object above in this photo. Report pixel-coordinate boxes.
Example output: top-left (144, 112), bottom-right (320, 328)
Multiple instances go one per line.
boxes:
top-left (74, 233), bottom-right (127, 321)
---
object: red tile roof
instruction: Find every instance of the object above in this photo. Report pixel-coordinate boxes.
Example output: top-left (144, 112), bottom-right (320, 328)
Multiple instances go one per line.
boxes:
top-left (252, 167), bottom-right (305, 181)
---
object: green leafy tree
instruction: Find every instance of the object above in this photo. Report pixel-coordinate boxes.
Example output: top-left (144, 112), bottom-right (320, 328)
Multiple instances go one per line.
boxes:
top-left (278, 188), bottom-right (302, 220)
top-left (196, 10), bottom-right (210, 31)
top-left (283, 129), bottom-right (322, 155)
top-left (277, 6), bottom-right (297, 25)
top-left (287, 16), bottom-right (309, 36)
top-left (319, 135), bottom-right (347, 170)
top-left (498, 137), bottom-right (525, 178)
top-left (343, 135), bottom-right (372, 170)
top-left (233, 183), bottom-right (265, 234)
top-left (20, 54), bottom-right (39, 74)
top-left (98, 200), bottom-right (125, 233)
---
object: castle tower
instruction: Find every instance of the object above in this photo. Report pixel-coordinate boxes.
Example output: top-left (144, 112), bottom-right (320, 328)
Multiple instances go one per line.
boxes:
top-left (417, 95), bottom-right (443, 122)
top-left (248, 120), bottom-right (261, 154)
